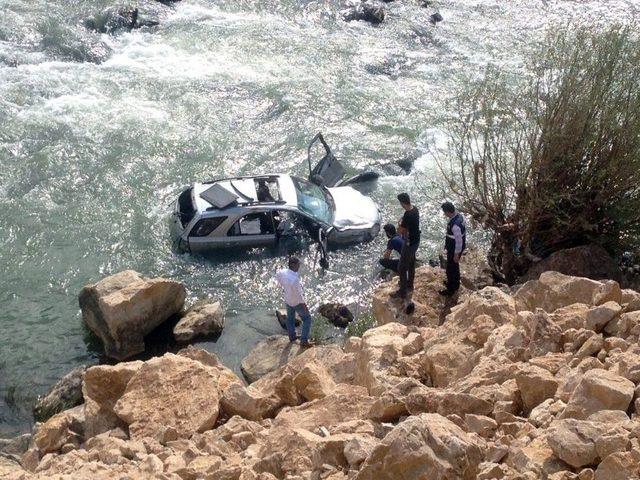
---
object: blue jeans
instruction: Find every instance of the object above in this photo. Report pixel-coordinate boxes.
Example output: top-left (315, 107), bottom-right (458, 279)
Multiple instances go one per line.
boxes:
top-left (286, 304), bottom-right (312, 343)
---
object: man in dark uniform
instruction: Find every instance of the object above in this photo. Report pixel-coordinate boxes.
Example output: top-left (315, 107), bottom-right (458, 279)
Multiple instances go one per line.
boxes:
top-left (440, 201), bottom-right (466, 296)
top-left (393, 193), bottom-right (420, 299)
top-left (379, 223), bottom-right (404, 273)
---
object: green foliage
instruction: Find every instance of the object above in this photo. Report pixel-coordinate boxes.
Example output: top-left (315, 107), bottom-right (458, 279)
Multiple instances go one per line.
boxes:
top-left (310, 315), bottom-right (334, 344)
top-left (345, 313), bottom-right (376, 338)
top-left (438, 24), bottom-right (640, 282)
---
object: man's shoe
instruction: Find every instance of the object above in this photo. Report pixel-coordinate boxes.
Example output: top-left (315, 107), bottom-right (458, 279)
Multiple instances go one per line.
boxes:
top-left (405, 302), bottom-right (415, 315)
top-left (289, 337), bottom-right (298, 343)
top-left (439, 289), bottom-right (455, 297)
top-left (300, 341), bottom-right (315, 349)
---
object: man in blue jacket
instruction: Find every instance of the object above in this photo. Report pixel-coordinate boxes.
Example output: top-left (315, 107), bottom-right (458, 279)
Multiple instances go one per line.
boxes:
top-left (440, 201), bottom-right (466, 296)
top-left (379, 223), bottom-right (404, 273)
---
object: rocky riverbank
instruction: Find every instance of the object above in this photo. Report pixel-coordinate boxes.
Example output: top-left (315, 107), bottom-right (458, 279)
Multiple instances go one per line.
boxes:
top-left (2, 266), bottom-right (640, 479)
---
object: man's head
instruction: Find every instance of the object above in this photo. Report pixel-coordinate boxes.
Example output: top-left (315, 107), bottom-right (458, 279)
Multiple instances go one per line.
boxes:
top-left (441, 201), bottom-right (456, 218)
top-left (288, 256), bottom-right (301, 272)
top-left (397, 193), bottom-right (411, 209)
top-left (383, 223), bottom-right (396, 239)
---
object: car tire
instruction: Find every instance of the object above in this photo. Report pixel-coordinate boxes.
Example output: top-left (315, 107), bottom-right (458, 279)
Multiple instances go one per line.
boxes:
top-left (365, 224), bottom-right (380, 241)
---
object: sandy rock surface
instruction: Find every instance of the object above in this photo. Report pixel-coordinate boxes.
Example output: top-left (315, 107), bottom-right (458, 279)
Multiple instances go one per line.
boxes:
top-left (6, 266), bottom-right (640, 480)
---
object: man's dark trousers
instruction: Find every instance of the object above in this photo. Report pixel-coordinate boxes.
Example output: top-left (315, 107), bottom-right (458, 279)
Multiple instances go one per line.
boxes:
top-left (398, 241), bottom-right (419, 295)
top-left (379, 258), bottom-right (399, 272)
top-left (446, 248), bottom-right (461, 292)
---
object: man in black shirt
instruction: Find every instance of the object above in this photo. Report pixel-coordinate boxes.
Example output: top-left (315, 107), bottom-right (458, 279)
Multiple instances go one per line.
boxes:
top-left (393, 193), bottom-right (420, 299)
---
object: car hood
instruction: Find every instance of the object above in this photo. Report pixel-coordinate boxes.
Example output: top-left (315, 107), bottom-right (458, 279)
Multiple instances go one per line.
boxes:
top-left (328, 186), bottom-right (380, 230)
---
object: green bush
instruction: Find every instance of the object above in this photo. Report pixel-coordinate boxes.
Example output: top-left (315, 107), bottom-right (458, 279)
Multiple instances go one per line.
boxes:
top-left (438, 24), bottom-right (640, 283)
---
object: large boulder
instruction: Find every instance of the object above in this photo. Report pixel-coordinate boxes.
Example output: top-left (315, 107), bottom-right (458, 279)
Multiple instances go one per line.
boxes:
top-left (519, 245), bottom-right (622, 283)
top-left (33, 366), bottom-right (86, 422)
top-left (561, 368), bottom-right (634, 419)
top-left (546, 419), bottom-right (609, 468)
top-left (514, 271), bottom-right (621, 313)
top-left (113, 353), bottom-right (236, 439)
top-left (595, 451), bottom-right (640, 480)
top-left (355, 413), bottom-right (483, 480)
top-left (241, 335), bottom-right (303, 383)
top-left (516, 365), bottom-right (559, 414)
top-left (82, 361), bottom-right (143, 438)
top-left (79, 270), bottom-right (186, 360)
top-left (173, 300), bottom-right (224, 342)
top-left (220, 383), bottom-right (280, 421)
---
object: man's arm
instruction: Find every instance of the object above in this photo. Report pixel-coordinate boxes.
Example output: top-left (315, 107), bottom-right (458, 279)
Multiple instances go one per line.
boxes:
top-left (452, 224), bottom-right (463, 262)
top-left (382, 248), bottom-right (392, 259)
top-left (294, 278), bottom-right (308, 314)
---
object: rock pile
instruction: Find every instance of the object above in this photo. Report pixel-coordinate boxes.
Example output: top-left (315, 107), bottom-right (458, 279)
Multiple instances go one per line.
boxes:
top-left (5, 266), bottom-right (640, 479)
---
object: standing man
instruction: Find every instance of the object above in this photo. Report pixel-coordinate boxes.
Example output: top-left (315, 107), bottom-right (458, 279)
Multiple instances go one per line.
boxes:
top-left (440, 201), bottom-right (466, 296)
top-left (393, 193), bottom-right (420, 299)
top-left (378, 223), bottom-right (404, 273)
top-left (275, 257), bottom-right (314, 348)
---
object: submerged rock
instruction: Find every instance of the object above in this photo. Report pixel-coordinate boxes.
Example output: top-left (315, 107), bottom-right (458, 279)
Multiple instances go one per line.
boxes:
top-left (84, 7), bottom-right (160, 35)
top-left (79, 270), bottom-right (186, 360)
top-left (344, 1), bottom-right (386, 25)
top-left (173, 300), bottom-right (224, 342)
top-left (33, 366), bottom-right (86, 422)
top-left (319, 303), bottom-right (354, 328)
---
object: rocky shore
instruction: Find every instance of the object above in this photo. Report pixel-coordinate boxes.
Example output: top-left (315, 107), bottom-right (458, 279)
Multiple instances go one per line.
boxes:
top-left (2, 266), bottom-right (640, 479)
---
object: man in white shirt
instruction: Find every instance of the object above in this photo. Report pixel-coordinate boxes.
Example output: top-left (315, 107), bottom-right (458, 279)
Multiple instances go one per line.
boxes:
top-left (275, 257), bottom-right (314, 348)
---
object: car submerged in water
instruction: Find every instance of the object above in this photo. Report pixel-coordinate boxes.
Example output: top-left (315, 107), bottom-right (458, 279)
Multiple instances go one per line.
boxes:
top-left (171, 134), bottom-right (381, 253)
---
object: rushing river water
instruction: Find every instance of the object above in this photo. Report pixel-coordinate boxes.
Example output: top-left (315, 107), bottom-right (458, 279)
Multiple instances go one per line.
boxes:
top-left (0, 0), bottom-right (637, 436)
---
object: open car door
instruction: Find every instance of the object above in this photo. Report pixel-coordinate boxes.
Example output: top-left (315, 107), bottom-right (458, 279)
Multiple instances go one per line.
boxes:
top-left (307, 133), bottom-right (345, 188)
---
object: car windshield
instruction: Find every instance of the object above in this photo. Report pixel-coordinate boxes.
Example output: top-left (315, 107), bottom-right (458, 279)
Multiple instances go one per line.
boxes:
top-left (292, 177), bottom-right (334, 225)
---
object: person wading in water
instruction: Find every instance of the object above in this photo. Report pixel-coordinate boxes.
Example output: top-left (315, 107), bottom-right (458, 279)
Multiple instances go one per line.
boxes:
top-left (440, 201), bottom-right (466, 296)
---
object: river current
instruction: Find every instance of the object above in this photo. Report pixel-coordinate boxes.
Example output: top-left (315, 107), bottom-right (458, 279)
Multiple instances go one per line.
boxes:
top-left (0, 0), bottom-right (637, 436)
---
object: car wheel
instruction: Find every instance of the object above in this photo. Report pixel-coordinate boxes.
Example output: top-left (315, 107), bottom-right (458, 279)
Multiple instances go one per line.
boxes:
top-left (365, 224), bottom-right (380, 241)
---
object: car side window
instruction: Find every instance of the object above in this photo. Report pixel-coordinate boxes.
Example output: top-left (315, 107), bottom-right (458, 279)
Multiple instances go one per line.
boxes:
top-left (189, 217), bottom-right (227, 237)
top-left (228, 212), bottom-right (275, 236)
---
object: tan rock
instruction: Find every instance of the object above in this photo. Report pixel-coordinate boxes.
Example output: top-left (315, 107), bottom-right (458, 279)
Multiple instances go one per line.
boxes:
top-left (584, 302), bottom-right (621, 332)
top-left (561, 369), bottom-right (634, 419)
top-left (343, 435), bottom-right (379, 468)
top-left (79, 270), bottom-right (186, 360)
top-left (82, 361), bottom-right (143, 438)
top-left (529, 399), bottom-right (566, 428)
top-left (241, 335), bottom-right (304, 383)
top-left (513, 309), bottom-right (563, 358)
top-left (504, 436), bottom-right (570, 476)
top-left (220, 383), bottom-right (280, 421)
top-left (33, 407), bottom-right (83, 455)
top-left (550, 303), bottom-right (590, 331)
top-left (465, 314), bottom-right (497, 346)
top-left (516, 365), bottom-right (559, 414)
top-left (354, 322), bottom-right (409, 395)
top-left (293, 362), bottom-right (336, 401)
top-left (594, 451), bottom-right (640, 480)
top-left (355, 413), bottom-right (483, 480)
top-left (575, 334), bottom-right (604, 358)
top-left (422, 342), bottom-right (477, 387)
top-left (448, 287), bottom-right (517, 327)
top-left (406, 388), bottom-right (493, 417)
top-left (547, 419), bottom-right (608, 468)
top-left (113, 353), bottom-right (224, 439)
top-left (514, 272), bottom-right (620, 313)
top-left (368, 378), bottom-right (427, 423)
top-left (173, 300), bottom-right (224, 342)
top-left (604, 310), bottom-right (640, 338)
top-left (464, 414), bottom-right (497, 438)
top-left (0, 456), bottom-right (30, 479)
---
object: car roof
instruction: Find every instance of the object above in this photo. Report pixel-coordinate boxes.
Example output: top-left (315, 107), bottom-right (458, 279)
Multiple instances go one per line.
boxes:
top-left (192, 174), bottom-right (298, 214)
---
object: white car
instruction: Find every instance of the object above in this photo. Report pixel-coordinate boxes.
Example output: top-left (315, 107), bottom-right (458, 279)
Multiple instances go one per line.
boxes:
top-left (171, 134), bottom-right (381, 253)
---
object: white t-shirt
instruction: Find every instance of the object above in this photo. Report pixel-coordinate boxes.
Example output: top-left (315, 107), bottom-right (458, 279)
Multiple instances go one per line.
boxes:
top-left (275, 268), bottom-right (305, 307)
